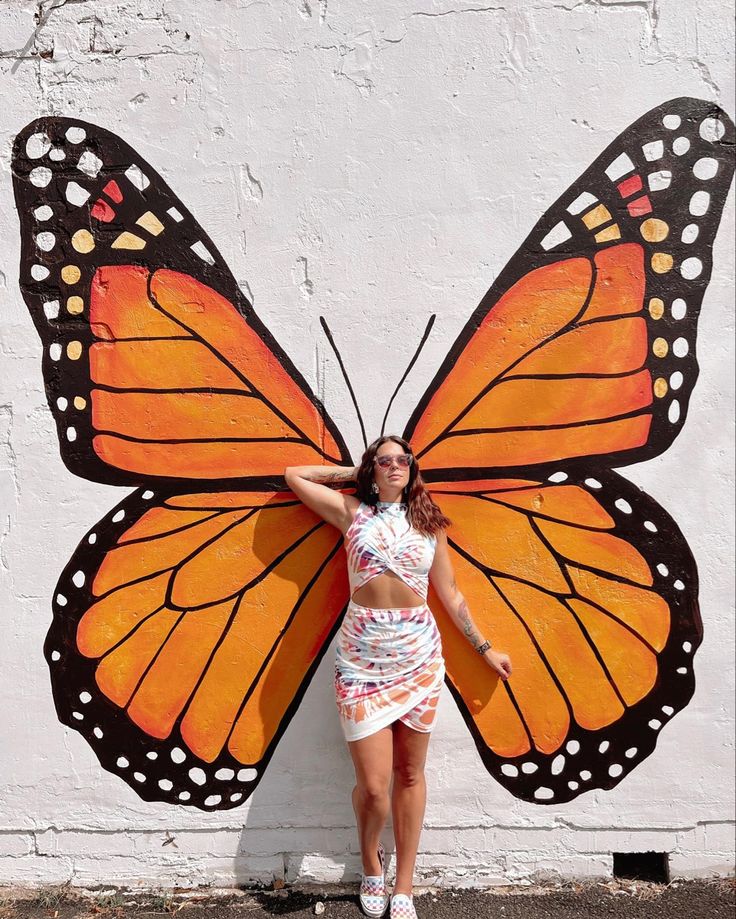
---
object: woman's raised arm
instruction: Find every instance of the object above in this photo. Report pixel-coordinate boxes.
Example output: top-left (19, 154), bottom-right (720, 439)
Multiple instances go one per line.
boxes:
top-left (284, 464), bottom-right (360, 533)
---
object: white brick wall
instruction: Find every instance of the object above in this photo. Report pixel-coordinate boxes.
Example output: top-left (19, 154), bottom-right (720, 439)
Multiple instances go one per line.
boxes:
top-left (1, 0), bottom-right (734, 889)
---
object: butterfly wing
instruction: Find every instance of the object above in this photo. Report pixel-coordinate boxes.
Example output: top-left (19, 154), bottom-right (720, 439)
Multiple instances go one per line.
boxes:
top-left (405, 98), bottom-right (734, 476)
top-left (13, 118), bottom-right (355, 808)
top-left (47, 488), bottom-right (348, 809)
top-left (408, 98), bottom-right (733, 802)
top-left (12, 117), bottom-right (350, 487)
top-left (428, 474), bottom-right (700, 804)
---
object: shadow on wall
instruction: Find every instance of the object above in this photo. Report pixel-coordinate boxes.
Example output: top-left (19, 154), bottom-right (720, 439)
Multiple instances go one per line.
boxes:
top-left (232, 662), bottom-right (363, 888)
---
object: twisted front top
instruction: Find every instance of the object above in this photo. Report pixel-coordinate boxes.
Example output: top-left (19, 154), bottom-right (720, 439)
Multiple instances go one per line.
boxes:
top-left (344, 501), bottom-right (437, 601)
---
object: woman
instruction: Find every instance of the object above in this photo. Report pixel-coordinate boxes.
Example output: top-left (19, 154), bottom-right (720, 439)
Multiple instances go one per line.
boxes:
top-left (285, 435), bottom-right (512, 919)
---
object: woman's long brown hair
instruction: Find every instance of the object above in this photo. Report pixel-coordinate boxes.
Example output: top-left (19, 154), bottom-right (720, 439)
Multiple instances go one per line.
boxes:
top-left (355, 435), bottom-right (451, 536)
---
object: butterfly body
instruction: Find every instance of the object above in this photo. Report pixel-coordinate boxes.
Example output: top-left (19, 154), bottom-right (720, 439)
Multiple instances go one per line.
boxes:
top-left (12, 98), bottom-right (734, 809)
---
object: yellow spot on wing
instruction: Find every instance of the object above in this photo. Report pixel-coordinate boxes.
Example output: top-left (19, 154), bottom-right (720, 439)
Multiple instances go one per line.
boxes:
top-left (640, 218), bottom-right (670, 242)
top-left (136, 211), bottom-right (165, 236)
top-left (594, 224), bottom-right (621, 243)
top-left (61, 265), bottom-right (81, 284)
top-left (67, 296), bottom-right (84, 315)
top-left (72, 230), bottom-right (95, 253)
top-left (652, 337), bottom-right (668, 358)
top-left (651, 252), bottom-right (673, 273)
top-left (648, 298), bottom-right (664, 319)
top-left (582, 204), bottom-right (612, 229)
top-left (111, 232), bottom-right (147, 250)
top-left (67, 341), bottom-right (83, 360)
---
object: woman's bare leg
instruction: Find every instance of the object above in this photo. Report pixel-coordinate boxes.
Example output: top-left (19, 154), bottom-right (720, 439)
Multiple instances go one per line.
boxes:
top-left (348, 726), bottom-right (394, 875)
top-left (391, 721), bottom-right (432, 896)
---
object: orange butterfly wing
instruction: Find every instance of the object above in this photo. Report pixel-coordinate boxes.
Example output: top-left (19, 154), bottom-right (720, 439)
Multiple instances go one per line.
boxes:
top-left (49, 489), bottom-right (348, 809)
top-left (406, 98), bottom-right (735, 478)
top-left (12, 117), bottom-right (350, 487)
top-left (409, 98), bottom-right (733, 802)
top-left (428, 474), bottom-right (699, 803)
top-left (12, 117), bottom-right (354, 810)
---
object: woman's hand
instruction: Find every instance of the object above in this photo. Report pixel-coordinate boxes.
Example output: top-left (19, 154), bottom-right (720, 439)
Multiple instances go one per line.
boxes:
top-left (482, 648), bottom-right (512, 681)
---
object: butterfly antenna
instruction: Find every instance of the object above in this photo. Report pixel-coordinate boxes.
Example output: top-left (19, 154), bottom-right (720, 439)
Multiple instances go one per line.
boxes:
top-left (380, 314), bottom-right (436, 436)
top-left (319, 316), bottom-right (368, 451)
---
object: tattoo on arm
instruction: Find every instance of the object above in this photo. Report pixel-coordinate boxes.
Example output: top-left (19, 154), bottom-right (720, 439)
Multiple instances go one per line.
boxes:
top-left (457, 599), bottom-right (484, 650)
top-left (308, 467), bottom-right (356, 484)
top-left (322, 470), bottom-right (350, 483)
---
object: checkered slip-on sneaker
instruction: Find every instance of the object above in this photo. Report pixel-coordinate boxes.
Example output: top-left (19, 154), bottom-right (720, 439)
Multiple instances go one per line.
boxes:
top-left (390, 893), bottom-right (418, 919)
top-left (359, 842), bottom-right (387, 917)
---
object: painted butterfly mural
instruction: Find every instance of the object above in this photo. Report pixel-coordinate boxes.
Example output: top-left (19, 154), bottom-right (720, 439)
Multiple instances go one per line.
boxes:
top-left (11, 98), bottom-right (734, 811)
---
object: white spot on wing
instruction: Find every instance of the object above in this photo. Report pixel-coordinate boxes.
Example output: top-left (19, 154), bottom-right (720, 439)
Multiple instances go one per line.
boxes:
top-left (605, 152), bottom-right (635, 181)
top-left (689, 191), bottom-right (710, 216)
top-left (125, 164), bottom-right (150, 190)
top-left (567, 191), bottom-right (597, 215)
top-left (648, 170), bottom-right (672, 192)
top-left (26, 133), bottom-right (51, 159)
top-left (66, 126), bottom-right (86, 144)
top-left (700, 116), bottom-right (725, 142)
top-left (642, 140), bottom-right (663, 162)
top-left (693, 157), bottom-right (718, 180)
top-left (66, 181), bottom-right (91, 206)
top-left (29, 166), bottom-right (52, 188)
top-left (191, 241), bottom-right (215, 265)
top-left (540, 221), bottom-right (572, 251)
top-left (77, 151), bottom-right (103, 178)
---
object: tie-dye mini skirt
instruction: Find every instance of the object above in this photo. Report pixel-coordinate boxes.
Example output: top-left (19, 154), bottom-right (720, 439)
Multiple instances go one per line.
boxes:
top-left (334, 600), bottom-right (445, 742)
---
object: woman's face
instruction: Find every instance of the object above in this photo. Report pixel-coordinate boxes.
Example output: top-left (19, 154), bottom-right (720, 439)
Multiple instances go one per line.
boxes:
top-left (373, 440), bottom-right (412, 496)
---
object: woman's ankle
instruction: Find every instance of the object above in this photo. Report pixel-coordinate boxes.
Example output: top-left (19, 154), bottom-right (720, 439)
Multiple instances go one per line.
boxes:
top-left (392, 885), bottom-right (413, 897)
top-left (362, 846), bottom-right (384, 876)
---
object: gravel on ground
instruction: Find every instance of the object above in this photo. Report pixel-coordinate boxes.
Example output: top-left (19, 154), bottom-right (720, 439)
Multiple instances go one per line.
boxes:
top-left (1, 877), bottom-right (734, 919)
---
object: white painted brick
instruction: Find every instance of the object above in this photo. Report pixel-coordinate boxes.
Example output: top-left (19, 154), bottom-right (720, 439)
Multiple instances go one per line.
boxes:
top-left (589, 829), bottom-right (682, 852)
top-left (0, 834), bottom-right (33, 857)
top-left (668, 852), bottom-right (735, 878)
top-left (505, 854), bottom-right (614, 882)
top-left (0, 856), bottom-right (74, 886)
top-left (703, 822), bottom-right (736, 853)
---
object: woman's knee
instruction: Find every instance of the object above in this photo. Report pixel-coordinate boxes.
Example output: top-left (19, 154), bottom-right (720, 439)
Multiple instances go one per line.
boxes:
top-left (355, 777), bottom-right (391, 803)
top-left (392, 760), bottom-right (425, 788)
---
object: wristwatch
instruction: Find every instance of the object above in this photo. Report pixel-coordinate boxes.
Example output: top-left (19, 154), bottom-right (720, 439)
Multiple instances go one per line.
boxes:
top-left (476, 640), bottom-right (492, 655)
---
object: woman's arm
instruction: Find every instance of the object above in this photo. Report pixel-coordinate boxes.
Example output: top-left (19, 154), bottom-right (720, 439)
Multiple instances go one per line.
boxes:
top-left (284, 464), bottom-right (360, 533)
top-left (429, 531), bottom-right (513, 681)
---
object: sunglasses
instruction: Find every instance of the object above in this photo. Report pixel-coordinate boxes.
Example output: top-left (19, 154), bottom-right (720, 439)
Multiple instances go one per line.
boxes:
top-left (374, 453), bottom-right (413, 469)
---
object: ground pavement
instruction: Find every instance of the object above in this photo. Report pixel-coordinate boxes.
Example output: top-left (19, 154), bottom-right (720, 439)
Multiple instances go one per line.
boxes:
top-left (1, 878), bottom-right (734, 919)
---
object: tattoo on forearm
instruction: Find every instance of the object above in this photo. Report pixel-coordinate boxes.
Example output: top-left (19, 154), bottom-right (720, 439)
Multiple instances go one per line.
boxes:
top-left (311, 468), bottom-right (354, 484)
top-left (322, 471), bottom-right (349, 483)
top-left (458, 599), bottom-right (484, 649)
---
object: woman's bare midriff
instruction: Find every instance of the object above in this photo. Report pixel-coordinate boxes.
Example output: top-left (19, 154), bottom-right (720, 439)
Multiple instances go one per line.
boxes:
top-left (350, 570), bottom-right (425, 609)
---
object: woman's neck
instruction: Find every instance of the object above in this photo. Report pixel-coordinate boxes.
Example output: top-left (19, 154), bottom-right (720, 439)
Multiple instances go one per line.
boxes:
top-left (376, 489), bottom-right (404, 504)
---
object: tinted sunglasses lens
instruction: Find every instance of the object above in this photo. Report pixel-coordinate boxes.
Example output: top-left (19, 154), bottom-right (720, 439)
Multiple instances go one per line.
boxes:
top-left (376, 454), bottom-right (412, 468)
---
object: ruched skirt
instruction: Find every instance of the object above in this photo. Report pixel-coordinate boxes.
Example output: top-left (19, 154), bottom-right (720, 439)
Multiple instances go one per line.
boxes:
top-left (334, 600), bottom-right (445, 742)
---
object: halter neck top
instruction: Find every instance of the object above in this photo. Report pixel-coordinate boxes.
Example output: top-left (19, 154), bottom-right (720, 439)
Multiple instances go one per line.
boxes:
top-left (344, 501), bottom-right (437, 601)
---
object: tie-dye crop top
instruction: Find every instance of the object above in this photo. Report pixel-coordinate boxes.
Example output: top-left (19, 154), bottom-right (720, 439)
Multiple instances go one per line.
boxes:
top-left (344, 501), bottom-right (437, 601)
